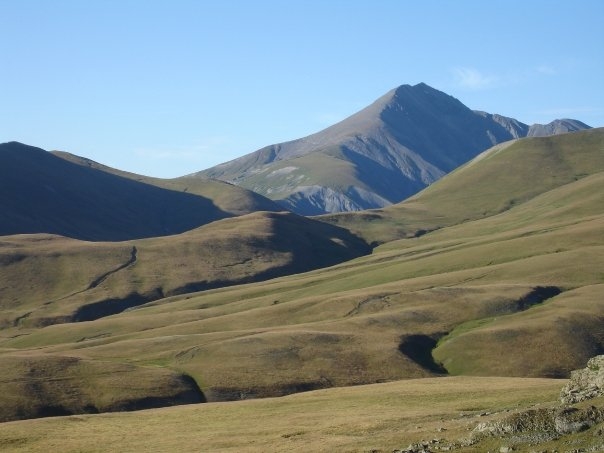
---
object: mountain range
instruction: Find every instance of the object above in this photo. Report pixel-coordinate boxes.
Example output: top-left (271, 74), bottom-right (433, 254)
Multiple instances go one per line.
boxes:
top-left (0, 83), bottom-right (590, 241)
top-left (193, 83), bottom-right (590, 215)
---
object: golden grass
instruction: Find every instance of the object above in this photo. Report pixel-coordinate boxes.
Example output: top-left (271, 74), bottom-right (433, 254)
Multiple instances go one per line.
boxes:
top-left (2, 192), bottom-right (602, 402)
top-left (0, 376), bottom-right (563, 452)
top-left (0, 211), bottom-right (368, 328)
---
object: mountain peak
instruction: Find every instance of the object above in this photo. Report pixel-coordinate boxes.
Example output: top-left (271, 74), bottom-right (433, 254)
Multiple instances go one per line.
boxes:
top-left (194, 84), bottom-right (592, 215)
top-left (386, 82), bottom-right (466, 112)
top-left (392, 82), bottom-right (451, 97)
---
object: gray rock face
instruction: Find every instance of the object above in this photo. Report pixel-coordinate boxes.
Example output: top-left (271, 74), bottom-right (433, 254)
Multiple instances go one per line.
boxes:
top-left (278, 185), bottom-right (391, 215)
top-left (560, 355), bottom-right (604, 404)
top-left (192, 84), bottom-right (591, 215)
top-left (528, 119), bottom-right (591, 137)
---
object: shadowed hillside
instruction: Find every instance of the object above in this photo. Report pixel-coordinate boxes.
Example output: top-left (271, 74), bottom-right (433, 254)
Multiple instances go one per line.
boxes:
top-left (0, 354), bottom-right (204, 422)
top-left (53, 150), bottom-right (283, 215)
top-left (0, 142), bottom-right (278, 241)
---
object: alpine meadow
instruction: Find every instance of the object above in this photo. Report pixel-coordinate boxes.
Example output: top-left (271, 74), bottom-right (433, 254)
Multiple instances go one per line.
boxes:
top-left (1, 82), bottom-right (603, 452)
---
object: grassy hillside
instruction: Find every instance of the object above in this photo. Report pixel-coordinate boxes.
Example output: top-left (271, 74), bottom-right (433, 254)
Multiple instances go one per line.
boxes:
top-left (322, 128), bottom-right (604, 245)
top-left (0, 129), bottom-right (602, 424)
top-left (0, 211), bottom-right (370, 328)
top-left (0, 377), bottom-right (573, 452)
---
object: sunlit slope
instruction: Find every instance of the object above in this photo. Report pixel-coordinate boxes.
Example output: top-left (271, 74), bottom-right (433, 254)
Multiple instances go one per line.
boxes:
top-left (0, 129), bottom-right (602, 420)
top-left (0, 377), bottom-right (565, 453)
top-left (7, 170), bottom-right (599, 391)
top-left (323, 128), bottom-right (604, 245)
top-left (0, 211), bottom-right (369, 328)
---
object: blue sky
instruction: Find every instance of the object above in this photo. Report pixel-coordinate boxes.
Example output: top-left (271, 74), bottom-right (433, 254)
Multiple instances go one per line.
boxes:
top-left (2, 0), bottom-right (603, 178)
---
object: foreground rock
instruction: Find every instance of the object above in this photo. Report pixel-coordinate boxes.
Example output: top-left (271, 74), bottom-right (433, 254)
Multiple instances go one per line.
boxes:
top-left (561, 355), bottom-right (604, 404)
top-left (394, 357), bottom-right (604, 452)
top-left (467, 356), bottom-right (604, 451)
top-left (474, 405), bottom-right (604, 438)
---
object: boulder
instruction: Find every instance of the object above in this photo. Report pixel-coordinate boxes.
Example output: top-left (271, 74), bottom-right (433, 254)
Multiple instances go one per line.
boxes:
top-left (560, 355), bottom-right (604, 404)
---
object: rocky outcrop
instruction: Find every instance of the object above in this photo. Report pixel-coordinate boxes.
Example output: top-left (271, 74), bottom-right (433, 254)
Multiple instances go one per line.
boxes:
top-left (396, 359), bottom-right (604, 452)
top-left (527, 119), bottom-right (591, 137)
top-left (473, 406), bottom-right (604, 438)
top-left (461, 358), bottom-right (604, 451)
top-left (561, 355), bottom-right (604, 404)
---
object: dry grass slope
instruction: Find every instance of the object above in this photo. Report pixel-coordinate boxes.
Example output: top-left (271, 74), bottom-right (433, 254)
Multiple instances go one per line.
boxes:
top-left (0, 129), bottom-right (602, 426)
top-left (0, 377), bottom-right (578, 452)
top-left (0, 211), bottom-right (369, 328)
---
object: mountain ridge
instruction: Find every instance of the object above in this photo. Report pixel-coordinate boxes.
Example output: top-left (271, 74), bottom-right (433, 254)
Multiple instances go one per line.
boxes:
top-left (0, 142), bottom-right (282, 241)
top-left (193, 83), bottom-right (591, 215)
top-left (52, 149), bottom-right (283, 215)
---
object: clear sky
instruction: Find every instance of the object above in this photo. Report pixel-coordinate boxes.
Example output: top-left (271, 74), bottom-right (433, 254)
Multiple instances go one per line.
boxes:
top-left (2, 0), bottom-right (603, 178)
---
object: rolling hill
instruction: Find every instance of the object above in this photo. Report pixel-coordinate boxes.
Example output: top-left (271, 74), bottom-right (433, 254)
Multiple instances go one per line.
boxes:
top-left (0, 128), bottom-right (602, 423)
top-left (193, 83), bottom-right (590, 215)
top-left (0, 211), bottom-right (370, 329)
top-left (0, 142), bottom-right (282, 241)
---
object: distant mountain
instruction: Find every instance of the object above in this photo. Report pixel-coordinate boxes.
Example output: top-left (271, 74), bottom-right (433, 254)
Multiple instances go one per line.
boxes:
top-left (0, 142), bottom-right (281, 241)
top-left (527, 118), bottom-right (591, 137)
top-left (193, 83), bottom-right (591, 215)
